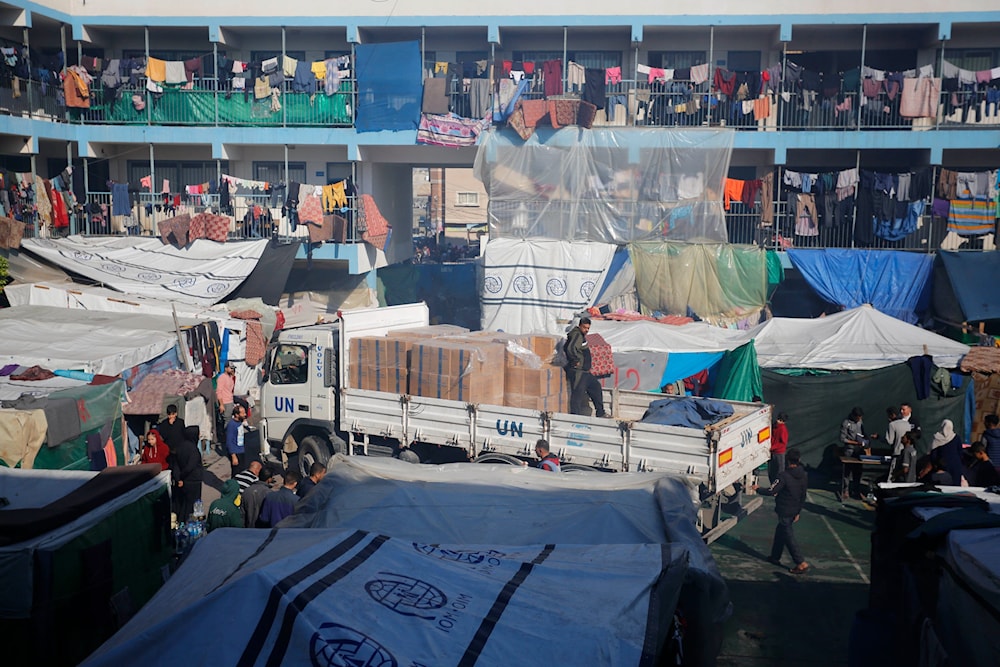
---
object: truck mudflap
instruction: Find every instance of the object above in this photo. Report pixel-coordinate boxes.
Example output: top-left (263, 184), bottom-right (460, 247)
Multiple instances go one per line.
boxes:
top-left (473, 403), bottom-right (547, 459)
top-left (546, 413), bottom-right (628, 471)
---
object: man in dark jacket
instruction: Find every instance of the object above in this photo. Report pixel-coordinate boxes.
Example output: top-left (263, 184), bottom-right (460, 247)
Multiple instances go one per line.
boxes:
top-left (757, 447), bottom-right (809, 574)
top-left (241, 465), bottom-right (276, 528)
top-left (157, 404), bottom-right (186, 450)
top-left (563, 317), bottom-right (607, 418)
top-left (170, 425), bottom-right (203, 522)
top-left (258, 470), bottom-right (301, 527)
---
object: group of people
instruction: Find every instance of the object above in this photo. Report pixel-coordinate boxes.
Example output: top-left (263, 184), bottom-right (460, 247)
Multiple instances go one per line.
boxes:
top-left (139, 404), bottom-right (204, 522)
top-left (137, 359), bottom-right (334, 532)
top-left (206, 460), bottom-right (329, 531)
top-left (840, 403), bottom-right (1000, 488)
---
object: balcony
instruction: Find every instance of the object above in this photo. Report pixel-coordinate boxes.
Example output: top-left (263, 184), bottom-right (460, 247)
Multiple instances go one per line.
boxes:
top-left (3, 72), bottom-right (998, 132)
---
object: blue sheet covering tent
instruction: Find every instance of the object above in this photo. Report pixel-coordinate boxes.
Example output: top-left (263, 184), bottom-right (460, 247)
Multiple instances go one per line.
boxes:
top-left (933, 251), bottom-right (1000, 324)
top-left (787, 249), bottom-right (933, 323)
top-left (355, 41), bottom-right (422, 132)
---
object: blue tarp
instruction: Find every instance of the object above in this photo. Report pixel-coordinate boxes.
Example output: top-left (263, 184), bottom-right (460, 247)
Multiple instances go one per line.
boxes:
top-left (640, 397), bottom-right (734, 429)
top-left (355, 41), bottom-right (422, 133)
top-left (660, 352), bottom-right (725, 387)
top-left (787, 249), bottom-right (933, 323)
top-left (937, 251), bottom-right (1000, 322)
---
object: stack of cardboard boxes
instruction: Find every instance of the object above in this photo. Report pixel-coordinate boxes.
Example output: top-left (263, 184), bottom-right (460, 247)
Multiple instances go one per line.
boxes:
top-left (348, 326), bottom-right (568, 411)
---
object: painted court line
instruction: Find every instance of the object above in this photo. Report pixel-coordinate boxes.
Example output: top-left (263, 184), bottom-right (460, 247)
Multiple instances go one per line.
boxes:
top-left (806, 492), bottom-right (870, 584)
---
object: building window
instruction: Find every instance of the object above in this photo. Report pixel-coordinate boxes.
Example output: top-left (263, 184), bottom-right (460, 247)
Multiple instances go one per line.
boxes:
top-left (253, 161), bottom-right (307, 184)
top-left (512, 50), bottom-right (622, 70)
top-left (456, 192), bottom-right (480, 207)
top-left (944, 49), bottom-right (997, 71)
top-left (127, 160), bottom-right (228, 194)
top-left (250, 50), bottom-right (306, 63)
top-left (648, 51), bottom-right (708, 70)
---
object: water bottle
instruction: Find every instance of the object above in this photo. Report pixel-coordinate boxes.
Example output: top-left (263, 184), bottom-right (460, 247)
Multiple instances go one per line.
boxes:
top-left (193, 499), bottom-right (205, 521)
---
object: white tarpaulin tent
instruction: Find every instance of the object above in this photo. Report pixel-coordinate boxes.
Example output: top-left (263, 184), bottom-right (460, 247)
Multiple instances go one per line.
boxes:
top-left (278, 456), bottom-right (730, 666)
top-left (0, 305), bottom-right (191, 376)
top-left (748, 304), bottom-right (970, 370)
top-left (84, 529), bottom-right (689, 667)
top-left (590, 319), bottom-right (750, 354)
top-left (20, 236), bottom-right (269, 306)
top-left (481, 238), bottom-right (615, 334)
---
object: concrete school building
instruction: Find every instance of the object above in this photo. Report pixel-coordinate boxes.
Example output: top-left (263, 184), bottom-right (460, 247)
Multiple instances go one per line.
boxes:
top-left (0, 1), bottom-right (999, 293)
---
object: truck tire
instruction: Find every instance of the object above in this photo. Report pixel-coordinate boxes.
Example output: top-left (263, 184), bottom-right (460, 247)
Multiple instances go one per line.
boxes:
top-left (473, 453), bottom-right (524, 466)
top-left (298, 435), bottom-right (332, 477)
top-left (561, 463), bottom-right (604, 473)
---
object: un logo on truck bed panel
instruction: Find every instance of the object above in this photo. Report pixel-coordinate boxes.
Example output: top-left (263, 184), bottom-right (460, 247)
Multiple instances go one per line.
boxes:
top-left (365, 572), bottom-right (447, 619)
top-left (309, 623), bottom-right (397, 667)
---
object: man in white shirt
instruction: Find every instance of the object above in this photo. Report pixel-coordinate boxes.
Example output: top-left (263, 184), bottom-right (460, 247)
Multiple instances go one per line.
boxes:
top-left (885, 406), bottom-right (911, 478)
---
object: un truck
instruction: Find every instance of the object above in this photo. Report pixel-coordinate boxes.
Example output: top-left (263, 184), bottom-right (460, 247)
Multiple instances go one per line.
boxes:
top-left (257, 303), bottom-right (771, 541)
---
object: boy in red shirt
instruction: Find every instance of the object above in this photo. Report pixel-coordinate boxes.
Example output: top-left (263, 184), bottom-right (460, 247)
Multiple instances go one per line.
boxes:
top-left (769, 412), bottom-right (789, 484)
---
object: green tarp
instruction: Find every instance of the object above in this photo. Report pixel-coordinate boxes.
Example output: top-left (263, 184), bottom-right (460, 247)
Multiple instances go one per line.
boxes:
top-left (762, 364), bottom-right (968, 469)
top-left (629, 242), bottom-right (769, 321)
top-left (74, 83), bottom-right (351, 126)
top-left (31, 381), bottom-right (126, 471)
top-left (713, 341), bottom-right (763, 403)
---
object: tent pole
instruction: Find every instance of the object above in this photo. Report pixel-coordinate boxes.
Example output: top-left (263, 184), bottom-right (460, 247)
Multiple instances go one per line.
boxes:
top-left (172, 303), bottom-right (195, 372)
top-left (928, 164), bottom-right (938, 253)
top-left (850, 150), bottom-right (860, 248)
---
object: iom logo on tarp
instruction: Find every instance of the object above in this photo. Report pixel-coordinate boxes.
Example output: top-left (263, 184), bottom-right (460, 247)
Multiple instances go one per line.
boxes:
top-left (546, 278), bottom-right (567, 296)
top-left (365, 572), bottom-right (447, 619)
top-left (274, 397), bottom-right (294, 412)
top-left (484, 275), bottom-right (503, 294)
top-left (580, 280), bottom-right (596, 299)
top-left (412, 544), bottom-right (506, 567)
top-left (513, 274), bottom-right (534, 293)
top-left (309, 623), bottom-right (397, 667)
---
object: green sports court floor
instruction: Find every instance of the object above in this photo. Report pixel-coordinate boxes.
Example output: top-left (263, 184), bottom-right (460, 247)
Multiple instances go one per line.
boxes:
top-left (710, 475), bottom-right (875, 666)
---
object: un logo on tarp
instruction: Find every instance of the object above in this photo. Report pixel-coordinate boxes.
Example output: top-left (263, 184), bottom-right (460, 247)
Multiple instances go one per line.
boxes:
top-left (309, 623), bottom-right (397, 667)
top-left (365, 572), bottom-right (447, 619)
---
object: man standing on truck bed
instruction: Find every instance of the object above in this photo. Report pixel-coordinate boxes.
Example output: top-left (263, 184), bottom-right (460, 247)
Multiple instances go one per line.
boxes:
top-left (564, 317), bottom-right (608, 418)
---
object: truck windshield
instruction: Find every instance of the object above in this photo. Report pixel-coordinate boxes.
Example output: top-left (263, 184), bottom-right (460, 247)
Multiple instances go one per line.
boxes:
top-left (269, 344), bottom-right (309, 385)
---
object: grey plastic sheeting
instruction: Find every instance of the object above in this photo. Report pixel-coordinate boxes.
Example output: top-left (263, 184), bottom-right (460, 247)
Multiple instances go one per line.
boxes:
top-left (474, 127), bottom-right (734, 243)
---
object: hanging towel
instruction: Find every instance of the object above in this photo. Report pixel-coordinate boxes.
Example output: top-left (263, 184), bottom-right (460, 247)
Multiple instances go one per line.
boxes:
top-left (690, 63), bottom-right (710, 85)
top-left (282, 55), bottom-right (298, 78)
top-left (422, 77), bottom-right (449, 114)
top-left (311, 61), bottom-right (326, 80)
top-left (145, 57), bottom-right (167, 82)
top-left (164, 61), bottom-right (187, 84)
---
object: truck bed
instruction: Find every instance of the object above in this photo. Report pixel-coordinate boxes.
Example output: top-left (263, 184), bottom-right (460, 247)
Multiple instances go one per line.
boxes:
top-left (341, 385), bottom-right (771, 491)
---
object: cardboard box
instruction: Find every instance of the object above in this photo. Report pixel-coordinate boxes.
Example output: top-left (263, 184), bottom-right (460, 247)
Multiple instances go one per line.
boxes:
top-left (349, 336), bottom-right (410, 392)
top-left (410, 340), bottom-right (505, 404)
top-left (385, 324), bottom-right (470, 342)
top-left (504, 364), bottom-right (568, 412)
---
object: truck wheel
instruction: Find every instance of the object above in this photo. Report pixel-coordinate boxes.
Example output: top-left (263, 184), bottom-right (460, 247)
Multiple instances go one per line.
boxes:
top-left (474, 453), bottom-right (524, 466)
top-left (561, 464), bottom-right (602, 473)
top-left (298, 435), bottom-right (331, 477)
